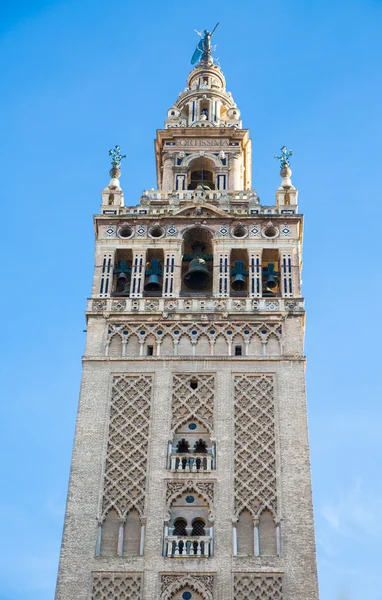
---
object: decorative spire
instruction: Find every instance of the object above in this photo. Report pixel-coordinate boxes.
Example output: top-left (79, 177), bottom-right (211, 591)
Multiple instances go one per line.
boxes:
top-left (108, 145), bottom-right (126, 189)
top-left (191, 23), bottom-right (219, 66)
top-left (274, 146), bottom-right (294, 189)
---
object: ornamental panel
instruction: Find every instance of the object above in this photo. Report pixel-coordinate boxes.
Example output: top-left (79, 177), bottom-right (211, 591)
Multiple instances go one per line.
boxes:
top-left (171, 374), bottom-right (214, 431)
top-left (92, 573), bottom-right (142, 600)
top-left (234, 375), bottom-right (277, 517)
top-left (102, 375), bottom-right (152, 517)
top-left (233, 574), bottom-right (282, 600)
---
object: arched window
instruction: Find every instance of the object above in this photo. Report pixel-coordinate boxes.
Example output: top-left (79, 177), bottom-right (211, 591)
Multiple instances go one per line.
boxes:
top-left (176, 438), bottom-right (190, 453)
top-left (194, 439), bottom-right (207, 453)
top-left (191, 518), bottom-right (206, 536)
top-left (173, 518), bottom-right (188, 536)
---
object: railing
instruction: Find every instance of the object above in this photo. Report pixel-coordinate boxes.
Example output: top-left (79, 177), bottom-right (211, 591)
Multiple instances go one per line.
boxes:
top-left (170, 453), bottom-right (213, 472)
top-left (89, 296), bottom-right (304, 314)
top-left (166, 536), bottom-right (211, 557)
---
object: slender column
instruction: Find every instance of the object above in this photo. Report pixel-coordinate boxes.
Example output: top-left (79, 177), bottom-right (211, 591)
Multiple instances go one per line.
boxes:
top-left (117, 517), bottom-right (125, 556)
top-left (249, 251), bottom-right (262, 298)
top-left (130, 250), bottom-right (146, 298)
top-left (276, 519), bottom-right (281, 556)
top-left (95, 516), bottom-right (104, 557)
top-left (139, 516), bottom-right (147, 556)
top-left (229, 153), bottom-right (242, 190)
top-left (210, 525), bottom-right (214, 555)
top-left (163, 522), bottom-right (169, 556)
top-left (253, 518), bottom-right (260, 556)
top-left (122, 339), bottom-right (127, 357)
top-left (167, 440), bottom-right (173, 469)
top-left (162, 154), bottom-right (175, 192)
top-left (232, 518), bottom-right (238, 556)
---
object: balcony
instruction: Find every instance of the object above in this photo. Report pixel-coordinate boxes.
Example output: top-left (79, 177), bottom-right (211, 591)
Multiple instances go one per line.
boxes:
top-left (170, 453), bottom-right (213, 472)
top-left (166, 536), bottom-right (211, 557)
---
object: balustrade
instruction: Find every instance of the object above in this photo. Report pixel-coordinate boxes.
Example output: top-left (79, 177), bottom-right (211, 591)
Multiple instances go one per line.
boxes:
top-left (166, 536), bottom-right (211, 557)
top-left (170, 453), bottom-right (213, 472)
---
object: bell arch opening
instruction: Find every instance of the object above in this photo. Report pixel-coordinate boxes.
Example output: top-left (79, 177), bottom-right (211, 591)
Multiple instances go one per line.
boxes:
top-left (187, 157), bottom-right (216, 190)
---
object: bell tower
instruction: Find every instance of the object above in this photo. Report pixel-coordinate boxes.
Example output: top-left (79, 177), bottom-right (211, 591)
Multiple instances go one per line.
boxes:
top-left (55, 30), bottom-right (319, 600)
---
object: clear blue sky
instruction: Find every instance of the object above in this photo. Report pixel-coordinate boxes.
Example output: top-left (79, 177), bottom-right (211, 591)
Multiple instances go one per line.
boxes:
top-left (0, 1), bottom-right (381, 599)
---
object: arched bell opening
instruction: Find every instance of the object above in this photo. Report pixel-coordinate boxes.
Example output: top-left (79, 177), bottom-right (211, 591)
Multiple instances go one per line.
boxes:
top-left (144, 249), bottom-right (164, 297)
top-left (187, 157), bottom-right (216, 190)
top-left (230, 249), bottom-right (249, 297)
top-left (111, 249), bottom-right (133, 297)
top-left (181, 227), bottom-right (213, 294)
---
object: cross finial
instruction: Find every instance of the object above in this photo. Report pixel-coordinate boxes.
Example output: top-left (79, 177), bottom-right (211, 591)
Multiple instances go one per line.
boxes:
top-left (109, 145), bottom-right (126, 167)
top-left (274, 146), bottom-right (293, 167)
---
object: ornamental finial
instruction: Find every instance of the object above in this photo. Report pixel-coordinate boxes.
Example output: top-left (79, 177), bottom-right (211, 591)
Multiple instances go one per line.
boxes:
top-left (109, 145), bottom-right (126, 167)
top-left (108, 145), bottom-right (126, 184)
top-left (274, 145), bottom-right (293, 167)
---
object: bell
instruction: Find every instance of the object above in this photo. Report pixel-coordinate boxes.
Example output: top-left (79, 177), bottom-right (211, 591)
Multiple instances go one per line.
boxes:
top-left (264, 263), bottom-right (277, 288)
top-left (144, 259), bottom-right (163, 292)
top-left (117, 271), bottom-right (128, 284)
top-left (183, 257), bottom-right (212, 290)
top-left (144, 274), bottom-right (161, 291)
top-left (231, 260), bottom-right (248, 292)
top-left (231, 273), bottom-right (246, 291)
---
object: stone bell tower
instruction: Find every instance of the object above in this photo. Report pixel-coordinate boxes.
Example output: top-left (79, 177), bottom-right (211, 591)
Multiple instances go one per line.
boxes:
top-left (55, 31), bottom-right (319, 600)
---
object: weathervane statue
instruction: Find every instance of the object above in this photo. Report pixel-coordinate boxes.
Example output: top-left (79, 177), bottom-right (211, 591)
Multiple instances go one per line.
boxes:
top-left (191, 22), bottom-right (220, 65)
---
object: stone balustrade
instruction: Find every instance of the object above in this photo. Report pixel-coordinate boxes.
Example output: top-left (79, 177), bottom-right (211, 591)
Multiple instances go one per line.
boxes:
top-left (89, 296), bottom-right (304, 314)
top-left (166, 536), bottom-right (211, 557)
top-left (170, 453), bottom-right (213, 472)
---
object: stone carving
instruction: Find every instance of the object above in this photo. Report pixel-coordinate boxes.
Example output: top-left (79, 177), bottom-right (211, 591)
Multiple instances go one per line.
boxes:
top-left (111, 300), bottom-right (126, 311)
top-left (234, 375), bottom-right (277, 517)
top-left (281, 224), bottom-right (291, 236)
top-left (265, 300), bottom-right (279, 310)
top-left (161, 574), bottom-right (214, 600)
top-left (214, 300), bottom-right (227, 311)
top-left (167, 225), bottom-right (177, 236)
top-left (101, 375), bottom-right (152, 517)
top-left (92, 300), bottom-right (106, 311)
top-left (171, 374), bottom-right (214, 432)
top-left (285, 300), bottom-right (298, 311)
top-left (145, 299), bottom-right (160, 311)
top-left (105, 225), bottom-right (115, 237)
top-left (232, 300), bottom-right (245, 311)
top-left (106, 321), bottom-right (282, 351)
top-left (234, 574), bottom-right (282, 600)
top-left (252, 300), bottom-right (259, 310)
top-left (164, 300), bottom-right (177, 311)
top-left (92, 573), bottom-right (142, 600)
top-left (166, 480), bottom-right (214, 507)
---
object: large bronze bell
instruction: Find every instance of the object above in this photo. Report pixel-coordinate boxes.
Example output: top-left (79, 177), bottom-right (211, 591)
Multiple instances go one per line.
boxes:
top-left (231, 260), bottom-right (248, 292)
top-left (183, 257), bottom-right (212, 290)
top-left (144, 259), bottom-right (163, 292)
top-left (263, 263), bottom-right (278, 288)
top-left (145, 274), bottom-right (161, 291)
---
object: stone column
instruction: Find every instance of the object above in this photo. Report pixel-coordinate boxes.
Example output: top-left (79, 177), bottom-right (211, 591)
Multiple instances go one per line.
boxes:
top-left (95, 516), bottom-right (104, 557)
top-left (249, 251), bottom-right (262, 298)
top-left (229, 153), bottom-right (242, 190)
top-left (232, 518), bottom-right (238, 556)
top-left (162, 154), bottom-right (175, 192)
top-left (139, 516), bottom-right (147, 556)
top-left (130, 250), bottom-right (147, 298)
top-left (253, 518), bottom-right (260, 556)
top-left (117, 517), bottom-right (126, 556)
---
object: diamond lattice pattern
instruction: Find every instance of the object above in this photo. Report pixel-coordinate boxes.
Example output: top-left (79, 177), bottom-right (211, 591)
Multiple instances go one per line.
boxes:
top-left (172, 374), bottom-right (214, 430)
top-left (234, 574), bottom-right (282, 600)
top-left (92, 573), bottom-right (142, 600)
top-left (234, 375), bottom-right (277, 515)
top-left (102, 375), bottom-right (152, 516)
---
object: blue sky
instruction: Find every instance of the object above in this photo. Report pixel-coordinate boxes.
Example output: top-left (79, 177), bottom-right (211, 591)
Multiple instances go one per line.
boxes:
top-left (0, 1), bottom-right (381, 599)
